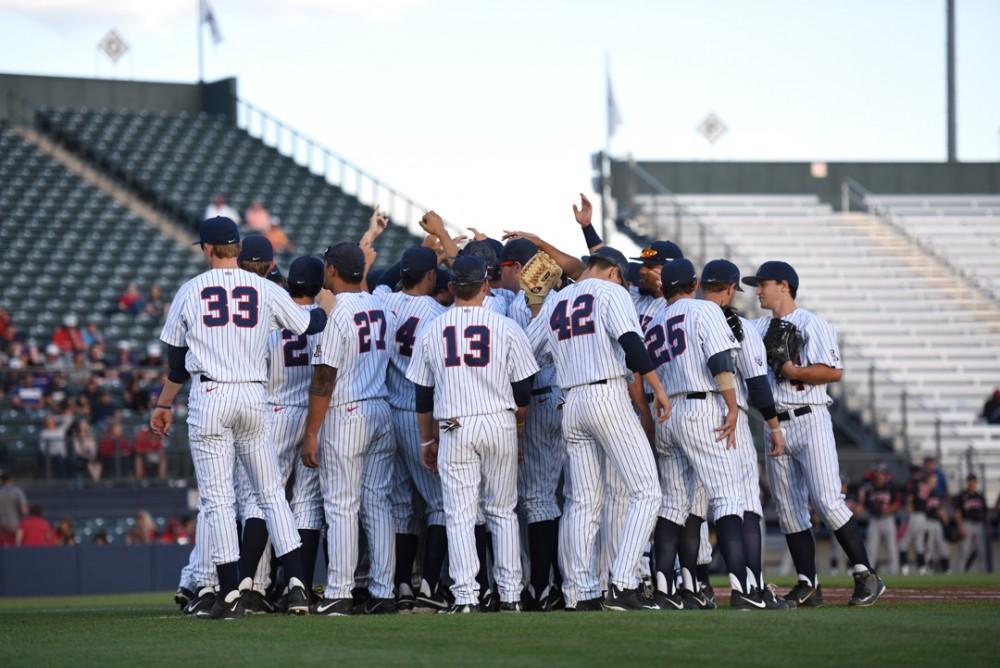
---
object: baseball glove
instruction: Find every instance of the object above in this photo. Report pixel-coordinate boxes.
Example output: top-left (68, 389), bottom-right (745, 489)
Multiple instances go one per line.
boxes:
top-left (519, 250), bottom-right (562, 306)
top-left (721, 306), bottom-right (744, 342)
top-left (762, 318), bottom-right (804, 376)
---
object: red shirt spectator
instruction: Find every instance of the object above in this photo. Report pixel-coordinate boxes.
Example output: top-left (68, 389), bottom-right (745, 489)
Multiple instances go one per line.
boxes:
top-left (51, 314), bottom-right (85, 354)
top-left (18, 506), bottom-right (56, 546)
top-left (99, 425), bottom-right (132, 459)
top-left (133, 427), bottom-right (162, 456)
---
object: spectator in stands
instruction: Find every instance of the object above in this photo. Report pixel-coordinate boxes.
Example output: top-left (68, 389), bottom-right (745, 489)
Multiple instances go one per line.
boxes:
top-left (126, 510), bottom-right (156, 545)
top-left (44, 373), bottom-right (70, 408)
top-left (123, 375), bottom-right (151, 413)
top-left (17, 504), bottom-right (56, 546)
top-left (72, 393), bottom-right (92, 423)
top-left (98, 421), bottom-right (131, 478)
top-left (67, 351), bottom-right (90, 387)
top-left (981, 387), bottom-right (1000, 425)
top-left (133, 425), bottom-right (166, 480)
top-left (43, 343), bottom-right (68, 373)
top-left (265, 217), bottom-right (293, 256)
top-left (91, 390), bottom-right (117, 427)
top-left (51, 314), bottom-right (85, 354)
top-left (0, 472), bottom-right (28, 546)
top-left (144, 284), bottom-right (167, 319)
top-left (244, 199), bottom-right (271, 232)
top-left (204, 193), bottom-right (240, 224)
top-left (87, 343), bottom-right (107, 376)
top-left (923, 457), bottom-right (948, 497)
top-left (0, 308), bottom-right (11, 341)
top-left (111, 341), bottom-right (134, 369)
top-left (81, 321), bottom-right (103, 348)
top-left (39, 413), bottom-right (72, 478)
top-left (116, 282), bottom-right (145, 316)
top-left (1, 321), bottom-right (23, 347)
top-left (72, 419), bottom-right (100, 481)
top-left (139, 342), bottom-right (163, 370)
top-left (92, 531), bottom-right (109, 545)
top-left (54, 518), bottom-right (76, 546)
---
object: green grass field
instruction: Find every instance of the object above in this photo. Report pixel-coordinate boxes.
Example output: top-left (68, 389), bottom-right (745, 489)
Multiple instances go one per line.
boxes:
top-left (2, 576), bottom-right (999, 667)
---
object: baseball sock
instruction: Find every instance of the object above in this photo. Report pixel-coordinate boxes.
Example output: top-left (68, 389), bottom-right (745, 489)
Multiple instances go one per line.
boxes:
top-left (299, 529), bottom-right (321, 592)
top-left (475, 524), bottom-right (491, 593)
top-left (916, 552), bottom-right (926, 569)
top-left (278, 547), bottom-right (306, 586)
top-left (653, 517), bottom-right (683, 594)
top-left (678, 515), bottom-right (703, 592)
top-left (833, 518), bottom-right (872, 571)
top-left (696, 564), bottom-right (711, 587)
top-left (217, 561), bottom-right (239, 597)
top-left (785, 529), bottom-right (818, 585)
top-left (528, 519), bottom-right (558, 595)
top-left (743, 512), bottom-right (763, 589)
top-left (394, 533), bottom-right (419, 587)
top-left (238, 518), bottom-right (269, 585)
top-left (423, 524), bottom-right (448, 591)
top-left (551, 519), bottom-right (563, 586)
top-left (714, 515), bottom-right (749, 594)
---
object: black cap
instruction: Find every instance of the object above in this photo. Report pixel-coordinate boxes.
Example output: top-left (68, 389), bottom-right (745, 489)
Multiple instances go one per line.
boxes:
top-left (586, 246), bottom-right (629, 279)
top-left (324, 242), bottom-right (365, 281)
top-left (742, 261), bottom-right (799, 292)
top-left (631, 240), bottom-right (683, 264)
top-left (367, 268), bottom-right (384, 289)
top-left (288, 255), bottom-right (325, 289)
top-left (626, 262), bottom-right (642, 286)
top-left (483, 238), bottom-right (504, 260)
top-left (701, 259), bottom-right (744, 292)
top-left (660, 257), bottom-right (697, 288)
top-left (239, 235), bottom-right (274, 263)
top-left (460, 240), bottom-right (499, 268)
top-left (967, 473), bottom-right (978, 481)
top-left (195, 216), bottom-right (240, 246)
top-left (450, 255), bottom-right (488, 286)
top-left (434, 268), bottom-right (452, 293)
top-left (400, 246), bottom-right (438, 277)
top-left (500, 238), bottom-right (538, 266)
top-left (265, 265), bottom-right (283, 285)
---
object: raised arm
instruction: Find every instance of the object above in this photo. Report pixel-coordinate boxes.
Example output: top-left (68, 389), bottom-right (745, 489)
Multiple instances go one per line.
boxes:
top-left (502, 230), bottom-right (587, 281)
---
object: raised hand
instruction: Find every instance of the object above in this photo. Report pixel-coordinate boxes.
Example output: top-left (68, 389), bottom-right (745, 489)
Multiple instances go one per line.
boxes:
top-left (572, 193), bottom-right (593, 227)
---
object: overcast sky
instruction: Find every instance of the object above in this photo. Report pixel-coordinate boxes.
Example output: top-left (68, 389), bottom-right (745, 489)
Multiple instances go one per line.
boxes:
top-left (2, 0), bottom-right (998, 253)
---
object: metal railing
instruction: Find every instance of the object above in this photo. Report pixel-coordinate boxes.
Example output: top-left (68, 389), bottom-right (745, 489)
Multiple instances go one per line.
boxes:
top-left (235, 98), bottom-right (462, 240)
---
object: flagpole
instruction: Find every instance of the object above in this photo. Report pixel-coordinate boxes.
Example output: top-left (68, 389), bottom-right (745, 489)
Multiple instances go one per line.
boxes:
top-left (602, 53), bottom-right (611, 241)
top-left (197, 0), bottom-right (204, 82)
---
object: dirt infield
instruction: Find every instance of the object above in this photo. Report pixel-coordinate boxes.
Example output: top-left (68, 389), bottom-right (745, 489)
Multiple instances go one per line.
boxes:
top-left (821, 586), bottom-right (1000, 603)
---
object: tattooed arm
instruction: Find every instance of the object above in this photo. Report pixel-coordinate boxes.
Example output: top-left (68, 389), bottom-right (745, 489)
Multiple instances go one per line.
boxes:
top-left (302, 364), bottom-right (337, 468)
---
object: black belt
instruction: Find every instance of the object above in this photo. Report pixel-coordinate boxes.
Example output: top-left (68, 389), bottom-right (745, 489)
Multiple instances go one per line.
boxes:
top-left (686, 392), bottom-right (707, 400)
top-left (777, 406), bottom-right (812, 422)
top-left (200, 375), bottom-right (214, 383)
top-left (587, 379), bottom-right (607, 386)
top-left (531, 386), bottom-right (552, 396)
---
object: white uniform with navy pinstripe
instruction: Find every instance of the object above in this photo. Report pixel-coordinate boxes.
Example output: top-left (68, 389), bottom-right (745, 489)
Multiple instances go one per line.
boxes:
top-left (160, 268), bottom-right (309, 569)
top-left (312, 291), bottom-right (397, 601)
top-left (406, 306), bottom-right (539, 606)
top-left (528, 278), bottom-right (659, 605)
top-left (752, 308), bottom-right (851, 535)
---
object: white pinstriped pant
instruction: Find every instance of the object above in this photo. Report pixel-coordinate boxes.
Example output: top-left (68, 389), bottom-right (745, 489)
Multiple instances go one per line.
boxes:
top-left (439, 411), bottom-right (522, 605)
top-left (517, 391), bottom-right (564, 524)
top-left (186, 378), bottom-right (301, 566)
top-left (763, 405), bottom-right (853, 534)
top-left (318, 398), bottom-right (396, 600)
top-left (391, 408), bottom-right (446, 529)
top-left (178, 501), bottom-right (217, 590)
top-left (559, 379), bottom-right (659, 602)
top-left (689, 411), bottom-right (763, 520)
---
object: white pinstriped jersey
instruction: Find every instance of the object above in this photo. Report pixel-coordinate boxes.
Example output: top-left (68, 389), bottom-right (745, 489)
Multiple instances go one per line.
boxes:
top-left (160, 268), bottom-right (311, 383)
top-left (265, 303), bottom-right (318, 407)
top-left (527, 278), bottom-right (641, 389)
top-left (632, 291), bottom-right (666, 335)
top-left (752, 307), bottom-right (842, 406)
top-left (312, 291), bottom-right (395, 406)
top-left (483, 292), bottom-right (509, 316)
top-left (381, 291), bottom-right (447, 410)
top-left (406, 306), bottom-right (539, 420)
top-left (733, 315), bottom-right (768, 411)
top-left (506, 290), bottom-right (558, 390)
top-left (648, 297), bottom-right (739, 396)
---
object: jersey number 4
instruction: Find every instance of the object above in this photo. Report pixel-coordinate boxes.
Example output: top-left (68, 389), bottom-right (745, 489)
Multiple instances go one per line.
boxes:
top-left (443, 325), bottom-right (490, 367)
top-left (549, 294), bottom-right (595, 340)
top-left (395, 316), bottom-right (420, 358)
top-left (644, 314), bottom-right (687, 365)
top-left (201, 286), bottom-right (258, 327)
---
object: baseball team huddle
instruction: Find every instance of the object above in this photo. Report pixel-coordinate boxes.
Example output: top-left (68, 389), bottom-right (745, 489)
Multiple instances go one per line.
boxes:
top-left (155, 194), bottom-right (886, 619)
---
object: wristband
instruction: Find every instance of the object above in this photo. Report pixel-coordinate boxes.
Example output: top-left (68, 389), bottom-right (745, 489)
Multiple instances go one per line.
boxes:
top-left (156, 404), bottom-right (173, 411)
top-left (581, 224), bottom-right (602, 249)
top-left (420, 439), bottom-right (437, 449)
top-left (516, 421), bottom-right (526, 429)
top-left (770, 426), bottom-right (783, 433)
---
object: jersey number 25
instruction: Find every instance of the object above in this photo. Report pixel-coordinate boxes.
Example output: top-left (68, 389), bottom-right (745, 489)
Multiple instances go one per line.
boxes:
top-left (644, 314), bottom-right (687, 365)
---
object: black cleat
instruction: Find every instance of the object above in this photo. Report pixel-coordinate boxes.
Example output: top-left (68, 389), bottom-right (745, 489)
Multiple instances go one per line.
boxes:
top-left (441, 603), bottom-right (479, 614)
top-left (208, 591), bottom-right (246, 620)
top-left (285, 584), bottom-right (310, 616)
top-left (187, 587), bottom-right (217, 618)
top-left (604, 584), bottom-right (659, 611)
top-left (364, 597), bottom-right (398, 615)
top-left (567, 597), bottom-right (605, 612)
top-left (761, 584), bottom-right (792, 610)
top-left (542, 584), bottom-right (566, 611)
top-left (730, 588), bottom-right (767, 611)
top-left (849, 570), bottom-right (886, 607)
top-left (415, 580), bottom-right (451, 613)
top-left (175, 587), bottom-right (195, 611)
top-left (499, 601), bottom-right (522, 613)
top-left (521, 586), bottom-right (542, 611)
top-left (479, 587), bottom-right (500, 613)
top-left (396, 582), bottom-right (417, 612)
top-left (699, 583), bottom-right (717, 609)
top-left (679, 589), bottom-right (711, 610)
top-left (313, 597), bottom-right (354, 616)
top-left (652, 589), bottom-right (686, 610)
top-left (240, 589), bottom-right (274, 615)
top-left (784, 581), bottom-right (824, 608)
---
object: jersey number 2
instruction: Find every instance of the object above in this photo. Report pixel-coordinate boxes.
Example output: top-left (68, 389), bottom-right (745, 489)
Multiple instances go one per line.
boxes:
top-left (282, 330), bottom-right (309, 367)
top-left (443, 325), bottom-right (490, 367)
top-left (201, 286), bottom-right (258, 327)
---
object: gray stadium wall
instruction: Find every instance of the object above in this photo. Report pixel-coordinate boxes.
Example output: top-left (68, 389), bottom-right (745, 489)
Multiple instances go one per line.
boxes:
top-left (0, 72), bottom-right (236, 125)
top-left (611, 160), bottom-right (1000, 211)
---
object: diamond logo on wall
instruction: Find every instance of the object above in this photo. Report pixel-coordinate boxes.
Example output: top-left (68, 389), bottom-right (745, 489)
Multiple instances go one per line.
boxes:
top-left (98, 29), bottom-right (129, 63)
top-left (697, 113), bottom-right (728, 144)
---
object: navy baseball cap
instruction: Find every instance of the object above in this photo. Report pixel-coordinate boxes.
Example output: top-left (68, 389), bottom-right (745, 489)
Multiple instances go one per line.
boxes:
top-left (239, 235), bottom-right (274, 263)
top-left (288, 255), bottom-right (325, 289)
top-left (324, 242), bottom-right (365, 281)
top-left (400, 246), bottom-right (438, 277)
top-left (483, 238), bottom-right (504, 261)
top-left (586, 246), bottom-right (629, 279)
top-left (195, 216), bottom-right (239, 246)
top-left (265, 265), bottom-right (283, 285)
top-left (631, 240), bottom-right (683, 265)
top-left (450, 255), bottom-right (488, 286)
top-left (626, 262), bottom-right (642, 286)
top-left (660, 257), bottom-right (697, 288)
top-left (500, 238), bottom-right (538, 266)
top-left (742, 260), bottom-right (799, 292)
top-left (435, 268), bottom-right (452, 293)
top-left (367, 268), bottom-right (384, 289)
top-left (701, 259), bottom-right (744, 292)
top-left (460, 240), bottom-right (499, 268)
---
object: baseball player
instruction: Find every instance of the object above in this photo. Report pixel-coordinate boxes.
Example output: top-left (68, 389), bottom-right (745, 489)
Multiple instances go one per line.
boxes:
top-left (526, 246), bottom-right (669, 612)
top-left (301, 241), bottom-right (398, 616)
top-left (955, 473), bottom-right (988, 572)
top-left (923, 476), bottom-right (950, 572)
top-left (151, 216), bottom-right (331, 619)
top-left (630, 241), bottom-right (683, 332)
top-left (406, 255), bottom-right (540, 613)
top-left (859, 464), bottom-right (900, 574)
top-left (381, 246), bottom-right (451, 611)
top-left (498, 237), bottom-right (566, 610)
top-left (645, 257), bottom-right (762, 610)
top-left (744, 260), bottom-right (885, 607)
top-left (898, 464), bottom-right (930, 575)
